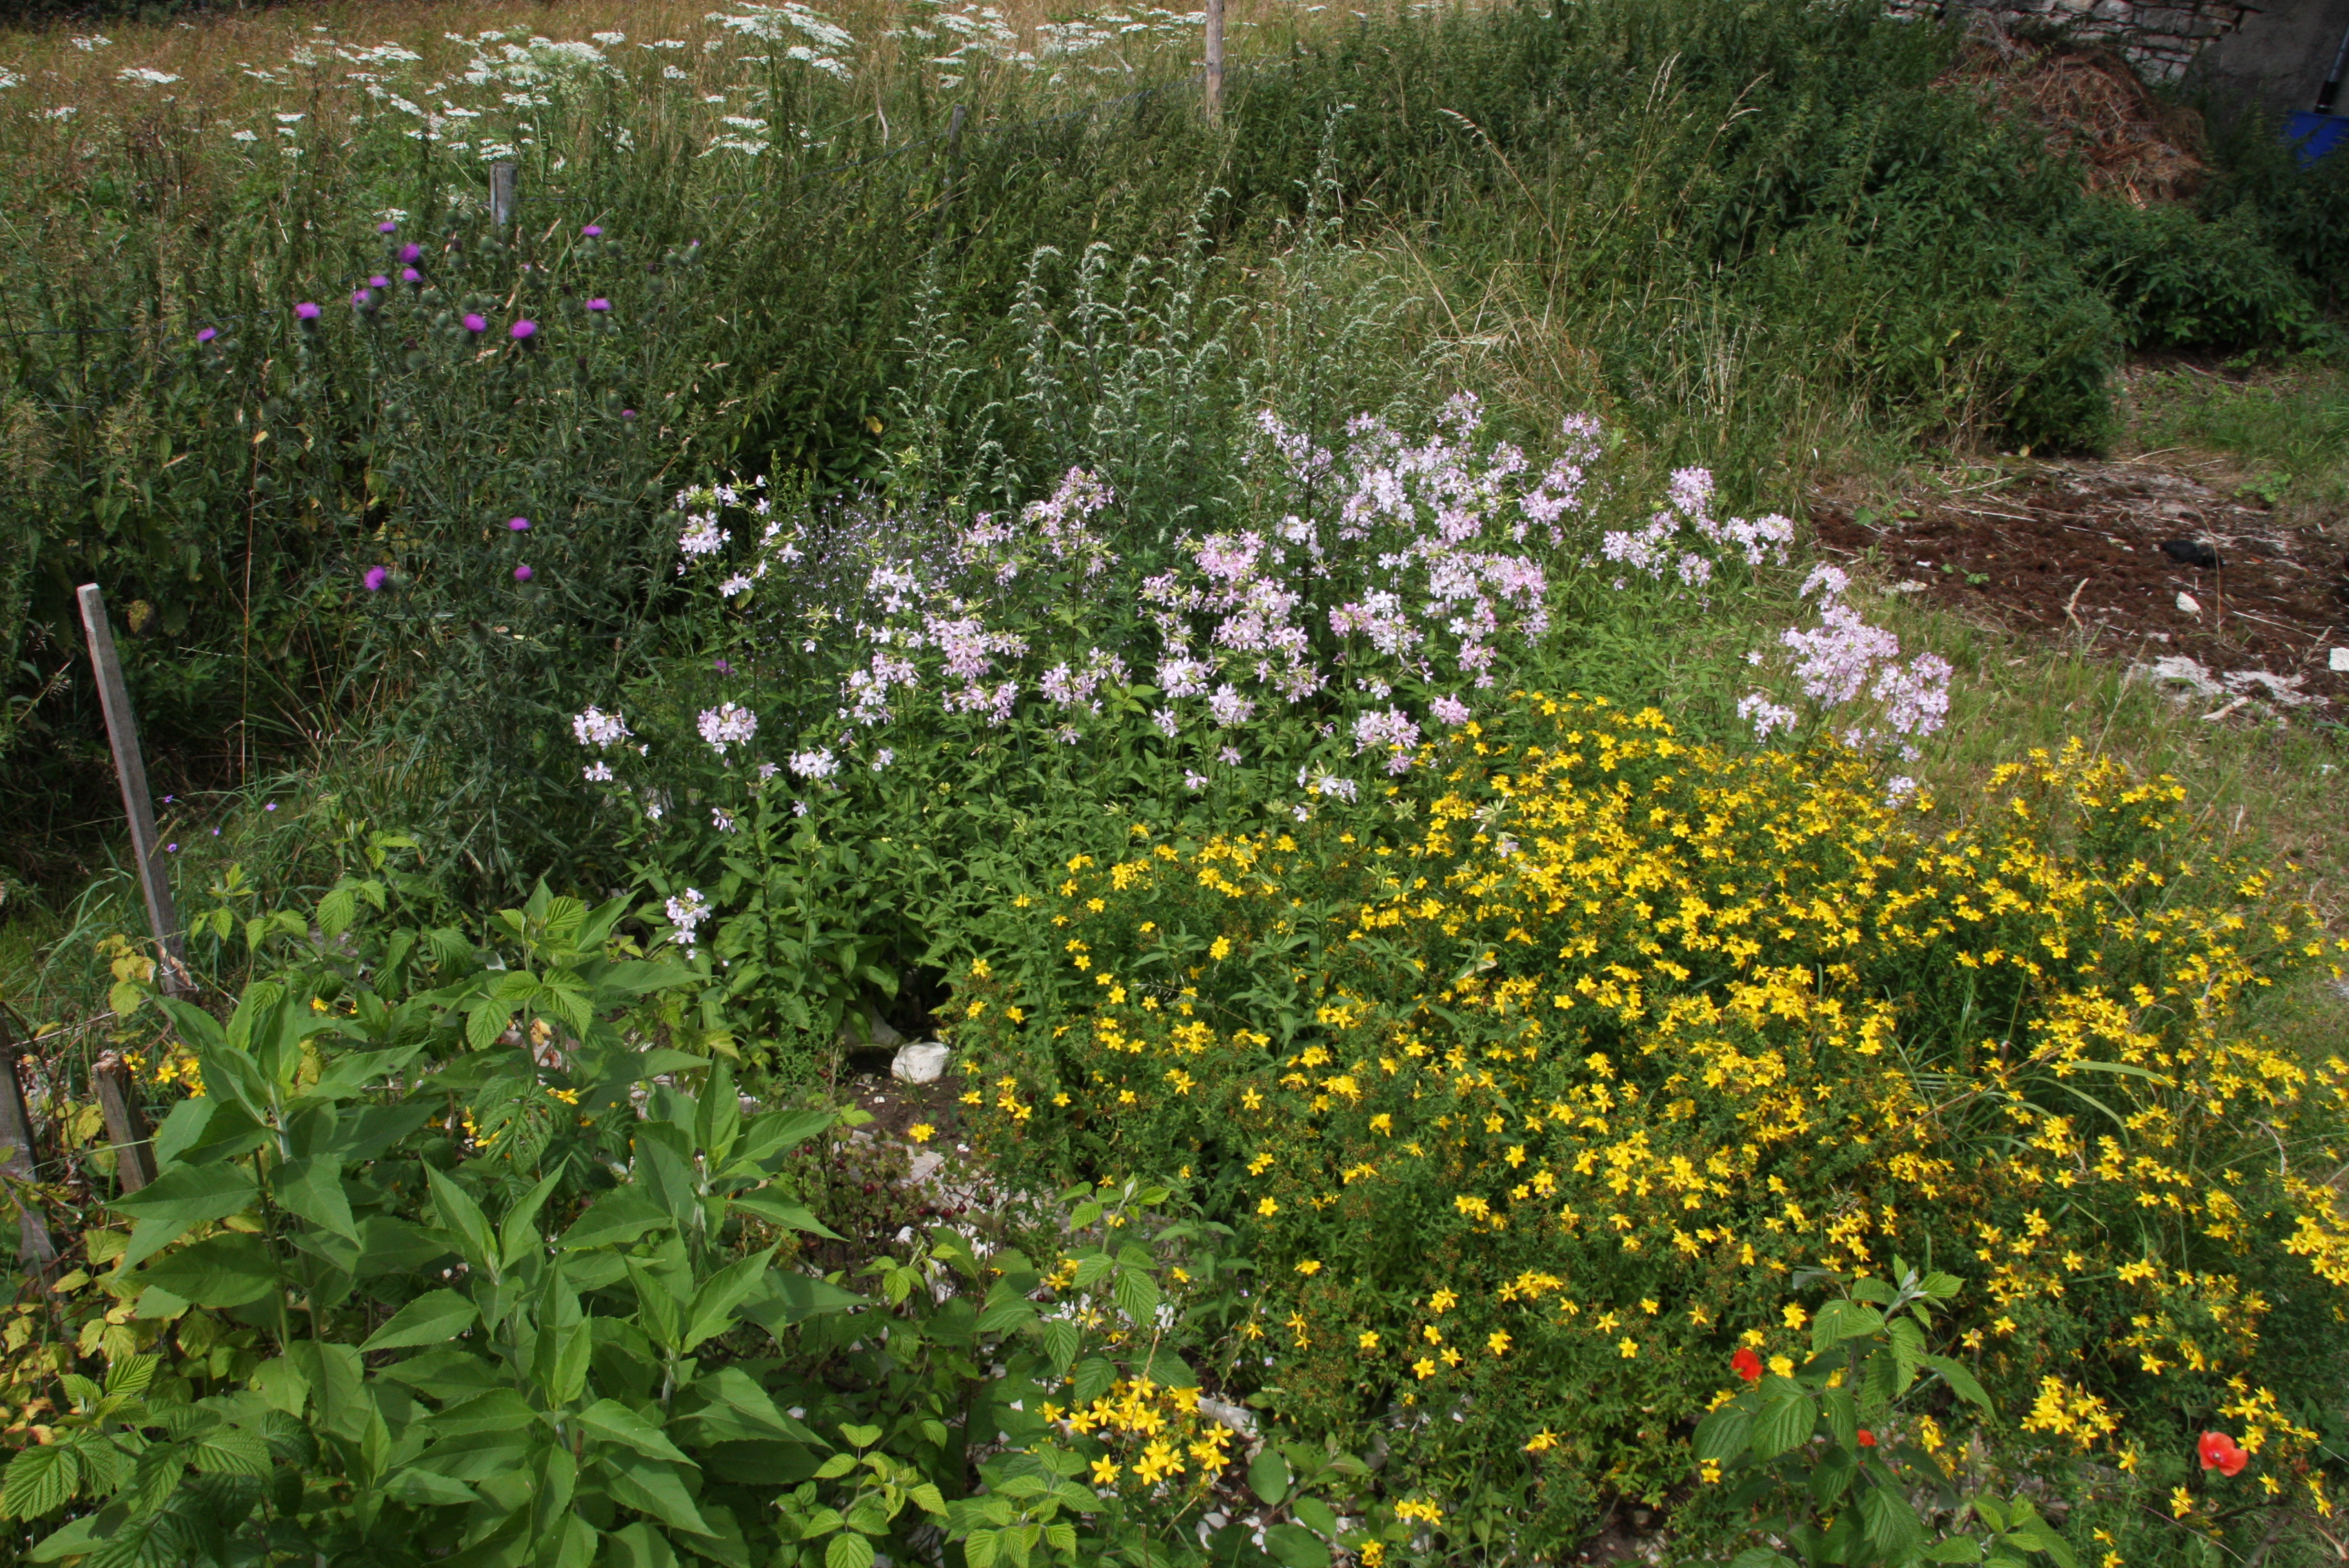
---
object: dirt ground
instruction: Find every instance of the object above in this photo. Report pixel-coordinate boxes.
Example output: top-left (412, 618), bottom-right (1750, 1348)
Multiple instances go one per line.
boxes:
top-left (1811, 456), bottom-right (2349, 720)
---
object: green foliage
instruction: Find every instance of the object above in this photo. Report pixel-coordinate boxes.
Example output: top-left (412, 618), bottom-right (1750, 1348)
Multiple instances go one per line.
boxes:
top-left (0, 879), bottom-right (1362, 1567)
top-left (1698, 1266), bottom-right (2071, 1568)
top-left (2065, 199), bottom-right (2331, 354)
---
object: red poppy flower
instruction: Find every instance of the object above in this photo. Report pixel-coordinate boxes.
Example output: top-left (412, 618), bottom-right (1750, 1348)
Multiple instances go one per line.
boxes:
top-left (1732, 1348), bottom-right (1763, 1384)
top-left (1857, 1430), bottom-right (1877, 1447)
top-left (2198, 1432), bottom-right (2248, 1477)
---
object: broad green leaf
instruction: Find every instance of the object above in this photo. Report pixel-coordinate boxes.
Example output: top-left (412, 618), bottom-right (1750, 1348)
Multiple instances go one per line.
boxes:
top-left (679, 1367), bottom-right (823, 1445)
top-left (727, 1193), bottom-right (843, 1240)
top-left (1751, 1390), bottom-right (1817, 1460)
top-left (1922, 1354), bottom-right (1993, 1411)
top-left (827, 1534), bottom-right (877, 1568)
top-left (603, 1524), bottom-right (681, 1568)
top-left (1265, 1525), bottom-right (1331, 1568)
top-left (1, 1445), bottom-right (79, 1520)
top-left (1859, 1485), bottom-right (1926, 1556)
top-left (1729, 1552), bottom-right (1796, 1568)
top-left (425, 1390), bottom-right (541, 1437)
top-left (186, 1426), bottom-right (272, 1477)
top-left (427, 1167), bottom-right (500, 1274)
top-left (1248, 1450), bottom-right (1290, 1506)
top-left (1925, 1539), bottom-right (1985, 1563)
top-left (1811, 1299), bottom-right (1886, 1354)
top-left (497, 1166), bottom-right (569, 1269)
top-left (110, 1163), bottom-right (259, 1271)
top-left (1041, 1319), bottom-right (1080, 1377)
top-left (1111, 1266), bottom-right (1161, 1326)
top-left (1294, 1497), bottom-right (1339, 1538)
top-left (383, 1469), bottom-right (480, 1507)
top-left (576, 1400), bottom-right (694, 1465)
top-left (682, 1247), bottom-right (779, 1352)
top-left (361, 1289), bottom-right (480, 1352)
top-left (601, 1455), bottom-right (712, 1537)
top-left (1693, 1406), bottom-right (1753, 1464)
top-left (275, 1155), bottom-right (359, 1241)
top-left (561, 1189), bottom-right (674, 1252)
top-left (133, 1233), bottom-right (276, 1309)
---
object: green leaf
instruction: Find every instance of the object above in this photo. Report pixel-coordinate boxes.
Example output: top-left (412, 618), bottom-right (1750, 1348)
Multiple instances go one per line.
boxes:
top-left (1694, 1406), bottom-right (1753, 1464)
top-left (1811, 1299), bottom-right (1887, 1354)
top-left (1922, 1354), bottom-right (1993, 1412)
top-left (110, 1162), bottom-right (260, 1271)
top-left (678, 1367), bottom-right (823, 1445)
top-left (1041, 1319), bottom-right (1080, 1376)
top-left (560, 1189), bottom-right (674, 1252)
top-left (1730, 1552), bottom-right (1796, 1568)
top-left (275, 1155), bottom-right (359, 1240)
top-left (1, 1445), bottom-right (79, 1520)
top-left (1248, 1449), bottom-right (1291, 1506)
top-left (187, 1426), bottom-right (272, 1477)
top-left (603, 1524), bottom-right (681, 1568)
top-left (362, 1290), bottom-right (480, 1352)
top-left (683, 1246), bottom-right (778, 1352)
top-left (727, 1193), bottom-right (843, 1239)
top-left (383, 1468), bottom-right (481, 1507)
top-left (827, 1534), bottom-right (877, 1568)
top-left (1752, 1390), bottom-right (1817, 1460)
top-left (1925, 1540), bottom-right (1985, 1563)
top-left (426, 1167), bottom-right (499, 1274)
top-left (1265, 1525), bottom-right (1331, 1568)
top-left (1111, 1266), bottom-right (1161, 1326)
top-left (576, 1400), bottom-right (695, 1466)
top-left (601, 1455), bottom-right (713, 1537)
top-left (1859, 1484), bottom-right (1926, 1556)
top-left (1293, 1497), bottom-right (1339, 1537)
top-left (133, 1233), bottom-right (277, 1309)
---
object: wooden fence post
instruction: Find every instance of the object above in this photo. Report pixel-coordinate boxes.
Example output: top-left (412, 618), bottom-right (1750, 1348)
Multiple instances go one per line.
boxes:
top-left (92, 1052), bottom-right (157, 1194)
top-left (0, 1012), bottom-right (58, 1277)
top-left (77, 585), bottom-right (189, 997)
top-left (1204, 0), bottom-right (1225, 123)
top-left (490, 160), bottom-right (520, 228)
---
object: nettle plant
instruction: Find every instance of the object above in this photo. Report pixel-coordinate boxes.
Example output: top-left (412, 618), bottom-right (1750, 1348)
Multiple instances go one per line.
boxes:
top-left (1698, 1267), bottom-right (2075, 1568)
top-left (570, 396), bottom-right (1808, 1052)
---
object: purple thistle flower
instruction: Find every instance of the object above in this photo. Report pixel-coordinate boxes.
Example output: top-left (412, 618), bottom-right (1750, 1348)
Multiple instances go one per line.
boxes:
top-left (586, 298), bottom-right (611, 313)
top-left (378, 221), bottom-right (398, 234)
top-left (508, 515), bottom-right (531, 531)
top-left (364, 565), bottom-right (390, 592)
top-left (400, 267), bottom-right (422, 284)
top-left (166, 843), bottom-right (178, 852)
top-left (350, 289), bottom-right (371, 309)
top-left (621, 409), bottom-right (636, 419)
top-left (715, 658), bottom-right (732, 675)
top-left (368, 274), bottom-right (390, 289)
top-left (398, 243), bottom-right (422, 263)
top-left (513, 565), bottom-right (534, 581)
top-left (264, 802), bottom-right (278, 812)
top-left (463, 313), bottom-right (487, 334)
top-left (510, 319), bottom-right (536, 340)
top-left (196, 327), bottom-right (217, 344)
top-left (581, 224), bottom-right (603, 238)
top-left (294, 301), bottom-right (321, 320)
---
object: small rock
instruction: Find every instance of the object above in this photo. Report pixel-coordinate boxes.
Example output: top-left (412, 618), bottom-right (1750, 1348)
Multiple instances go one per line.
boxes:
top-left (892, 1042), bottom-right (951, 1083)
top-left (2160, 539), bottom-right (2220, 569)
top-left (839, 1003), bottom-right (904, 1049)
top-left (1196, 1395), bottom-right (1258, 1440)
top-left (2175, 591), bottom-right (2201, 616)
top-left (2331, 648), bottom-right (2349, 673)
top-left (908, 1149), bottom-right (945, 1184)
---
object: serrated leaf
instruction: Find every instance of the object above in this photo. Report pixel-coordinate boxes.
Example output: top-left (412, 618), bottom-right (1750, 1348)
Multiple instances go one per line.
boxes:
top-left (577, 1400), bottom-right (694, 1465)
top-left (827, 1535), bottom-right (876, 1568)
top-left (1042, 1319), bottom-right (1080, 1376)
top-left (1111, 1266), bottom-right (1161, 1326)
top-left (1812, 1299), bottom-right (1887, 1354)
top-left (1, 1445), bottom-right (79, 1520)
top-left (133, 1233), bottom-right (277, 1309)
top-left (1695, 1406), bottom-right (1753, 1464)
top-left (1925, 1538), bottom-right (1984, 1563)
top-left (1752, 1390), bottom-right (1817, 1460)
top-left (110, 1163), bottom-right (260, 1271)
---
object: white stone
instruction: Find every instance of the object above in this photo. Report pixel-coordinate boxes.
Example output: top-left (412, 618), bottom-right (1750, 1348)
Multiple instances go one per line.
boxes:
top-left (2175, 591), bottom-right (2201, 615)
top-left (2331, 647), bottom-right (2349, 673)
top-left (892, 1042), bottom-right (951, 1083)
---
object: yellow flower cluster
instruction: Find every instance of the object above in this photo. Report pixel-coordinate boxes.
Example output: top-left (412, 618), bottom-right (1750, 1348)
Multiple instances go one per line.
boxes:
top-left (958, 694), bottom-right (2348, 1509)
top-left (1048, 1377), bottom-right (1234, 1496)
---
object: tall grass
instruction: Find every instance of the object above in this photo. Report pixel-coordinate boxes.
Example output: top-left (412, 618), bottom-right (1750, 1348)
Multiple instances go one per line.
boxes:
top-left (2, 0), bottom-right (2339, 900)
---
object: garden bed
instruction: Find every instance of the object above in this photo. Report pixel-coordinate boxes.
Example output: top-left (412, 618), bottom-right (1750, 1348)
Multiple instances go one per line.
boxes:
top-left (1811, 455), bottom-right (2347, 716)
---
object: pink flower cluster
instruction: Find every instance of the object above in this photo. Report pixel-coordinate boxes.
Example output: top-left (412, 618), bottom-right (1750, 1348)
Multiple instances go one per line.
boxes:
top-left (1600, 465), bottom-right (1794, 588)
top-left (1740, 565), bottom-right (1953, 759)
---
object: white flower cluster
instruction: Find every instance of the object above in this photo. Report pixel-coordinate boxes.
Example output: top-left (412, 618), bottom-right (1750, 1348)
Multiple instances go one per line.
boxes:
top-left (664, 887), bottom-right (711, 955)
top-left (698, 702), bottom-right (759, 757)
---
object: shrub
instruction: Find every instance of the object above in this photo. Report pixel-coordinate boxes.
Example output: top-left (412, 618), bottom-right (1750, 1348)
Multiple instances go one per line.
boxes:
top-left (949, 693), bottom-right (2349, 1560)
top-left (2064, 199), bottom-right (2330, 354)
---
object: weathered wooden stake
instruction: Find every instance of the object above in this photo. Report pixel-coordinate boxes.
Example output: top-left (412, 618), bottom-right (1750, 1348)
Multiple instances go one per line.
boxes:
top-left (77, 585), bottom-right (189, 997)
top-left (93, 1052), bottom-right (157, 1195)
top-left (0, 1012), bottom-right (58, 1277)
top-left (490, 159), bottom-right (520, 228)
top-left (1204, 0), bottom-right (1225, 123)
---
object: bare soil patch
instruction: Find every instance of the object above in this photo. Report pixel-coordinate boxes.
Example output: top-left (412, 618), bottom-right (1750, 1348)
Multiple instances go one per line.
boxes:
top-left (1811, 458), bottom-right (2349, 716)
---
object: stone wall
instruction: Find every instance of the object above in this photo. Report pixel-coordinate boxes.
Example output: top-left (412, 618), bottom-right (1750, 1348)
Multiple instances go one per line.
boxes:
top-left (1890, 0), bottom-right (2256, 83)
